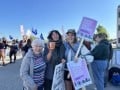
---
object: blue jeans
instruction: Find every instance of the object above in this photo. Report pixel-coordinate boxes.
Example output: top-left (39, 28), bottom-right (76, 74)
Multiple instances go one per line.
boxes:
top-left (91, 60), bottom-right (107, 90)
top-left (104, 61), bottom-right (110, 85)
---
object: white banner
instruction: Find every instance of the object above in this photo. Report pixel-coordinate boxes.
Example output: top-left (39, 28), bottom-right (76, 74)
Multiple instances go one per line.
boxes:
top-left (67, 58), bottom-right (92, 90)
top-left (52, 63), bottom-right (65, 90)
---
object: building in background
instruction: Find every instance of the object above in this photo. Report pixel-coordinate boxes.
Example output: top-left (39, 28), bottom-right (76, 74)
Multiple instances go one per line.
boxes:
top-left (117, 5), bottom-right (120, 47)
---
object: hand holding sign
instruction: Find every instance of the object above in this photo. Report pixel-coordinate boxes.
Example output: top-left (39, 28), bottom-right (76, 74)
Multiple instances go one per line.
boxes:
top-left (68, 17), bottom-right (97, 90)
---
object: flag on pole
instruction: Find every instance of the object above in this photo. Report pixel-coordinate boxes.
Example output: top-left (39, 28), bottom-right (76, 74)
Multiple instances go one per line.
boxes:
top-left (40, 33), bottom-right (44, 40)
top-left (32, 28), bottom-right (37, 35)
top-left (9, 35), bottom-right (13, 40)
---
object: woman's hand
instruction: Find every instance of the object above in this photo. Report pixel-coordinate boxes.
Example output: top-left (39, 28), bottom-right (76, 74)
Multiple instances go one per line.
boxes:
top-left (74, 56), bottom-right (79, 63)
top-left (46, 50), bottom-right (52, 61)
top-left (67, 73), bottom-right (71, 79)
top-left (33, 84), bottom-right (38, 90)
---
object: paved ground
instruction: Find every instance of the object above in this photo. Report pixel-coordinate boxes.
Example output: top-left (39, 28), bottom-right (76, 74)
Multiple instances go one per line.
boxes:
top-left (86, 83), bottom-right (120, 90)
top-left (0, 56), bottom-right (120, 90)
top-left (0, 58), bottom-right (22, 90)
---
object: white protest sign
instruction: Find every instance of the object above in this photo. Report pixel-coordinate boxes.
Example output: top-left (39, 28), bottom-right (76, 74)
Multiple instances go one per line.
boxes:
top-left (20, 25), bottom-right (25, 36)
top-left (26, 29), bottom-right (32, 38)
top-left (52, 63), bottom-right (65, 90)
top-left (67, 58), bottom-right (92, 90)
top-left (77, 17), bottom-right (97, 41)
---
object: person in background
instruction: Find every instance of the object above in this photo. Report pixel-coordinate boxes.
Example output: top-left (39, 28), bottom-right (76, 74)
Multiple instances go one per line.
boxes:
top-left (22, 35), bottom-right (28, 44)
top-left (18, 40), bottom-right (23, 55)
top-left (19, 40), bottom-right (23, 50)
top-left (64, 29), bottom-right (93, 90)
top-left (0, 38), bottom-right (5, 65)
top-left (103, 34), bottom-right (113, 87)
top-left (8, 40), bottom-right (18, 63)
top-left (22, 39), bottom-right (32, 56)
top-left (44, 30), bottom-right (65, 90)
top-left (20, 39), bottom-right (46, 90)
top-left (21, 35), bottom-right (28, 57)
top-left (2, 37), bottom-right (8, 50)
top-left (83, 40), bottom-right (92, 50)
top-left (2, 37), bottom-right (8, 58)
top-left (91, 33), bottom-right (110, 90)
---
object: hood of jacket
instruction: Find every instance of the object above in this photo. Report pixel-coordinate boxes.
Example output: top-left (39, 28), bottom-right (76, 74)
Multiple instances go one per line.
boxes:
top-left (100, 39), bottom-right (109, 45)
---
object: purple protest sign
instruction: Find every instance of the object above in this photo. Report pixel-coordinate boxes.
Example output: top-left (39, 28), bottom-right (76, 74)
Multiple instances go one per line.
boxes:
top-left (67, 58), bottom-right (92, 90)
top-left (77, 17), bottom-right (97, 40)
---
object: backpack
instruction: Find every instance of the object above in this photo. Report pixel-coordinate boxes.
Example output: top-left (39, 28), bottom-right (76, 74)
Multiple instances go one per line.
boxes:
top-left (110, 73), bottom-right (120, 86)
top-left (109, 67), bottom-right (120, 86)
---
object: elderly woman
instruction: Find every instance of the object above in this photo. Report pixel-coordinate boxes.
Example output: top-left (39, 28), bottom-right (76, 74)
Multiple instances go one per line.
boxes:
top-left (20, 39), bottom-right (46, 90)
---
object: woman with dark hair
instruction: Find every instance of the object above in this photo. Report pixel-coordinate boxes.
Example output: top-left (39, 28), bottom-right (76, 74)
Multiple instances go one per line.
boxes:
top-left (47, 30), bottom-right (62, 41)
top-left (44, 30), bottom-right (65, 90)
top-left (22, 39), bottom-right (32, 56)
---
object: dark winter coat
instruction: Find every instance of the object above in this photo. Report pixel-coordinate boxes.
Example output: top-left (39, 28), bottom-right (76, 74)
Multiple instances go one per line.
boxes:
top-left (91, 39), bottom-right (110, 60)
top-left (44, 40), bottom-right (65, 80)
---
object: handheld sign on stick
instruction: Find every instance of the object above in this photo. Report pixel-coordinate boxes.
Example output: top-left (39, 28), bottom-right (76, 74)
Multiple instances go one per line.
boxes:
top-left (67, 17), bottom-right (97, 90)
top-left (75, 17), bottom-right (97, 58)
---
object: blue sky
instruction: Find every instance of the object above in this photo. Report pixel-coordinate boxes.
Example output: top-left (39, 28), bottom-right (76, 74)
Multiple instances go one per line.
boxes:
top-left (0, 0), bottom-right (119, 40)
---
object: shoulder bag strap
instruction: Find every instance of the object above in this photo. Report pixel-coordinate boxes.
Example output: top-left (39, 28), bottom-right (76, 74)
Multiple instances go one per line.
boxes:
top-left (67, 42), bottom-right (76, 53)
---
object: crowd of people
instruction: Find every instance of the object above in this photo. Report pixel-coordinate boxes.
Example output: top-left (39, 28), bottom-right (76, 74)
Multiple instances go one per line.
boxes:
top-left (19, 27), bottom-right (113, 90)
top-left (0, 35), bottom-right (32, 66)
top-left (0, 26), bottom-right (114, 90)
top-left (0, 37), bottom-right (19, 65)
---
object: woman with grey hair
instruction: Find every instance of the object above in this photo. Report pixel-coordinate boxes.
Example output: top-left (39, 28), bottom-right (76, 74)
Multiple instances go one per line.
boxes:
top-left (20, 39), bottom-right (46, 90)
